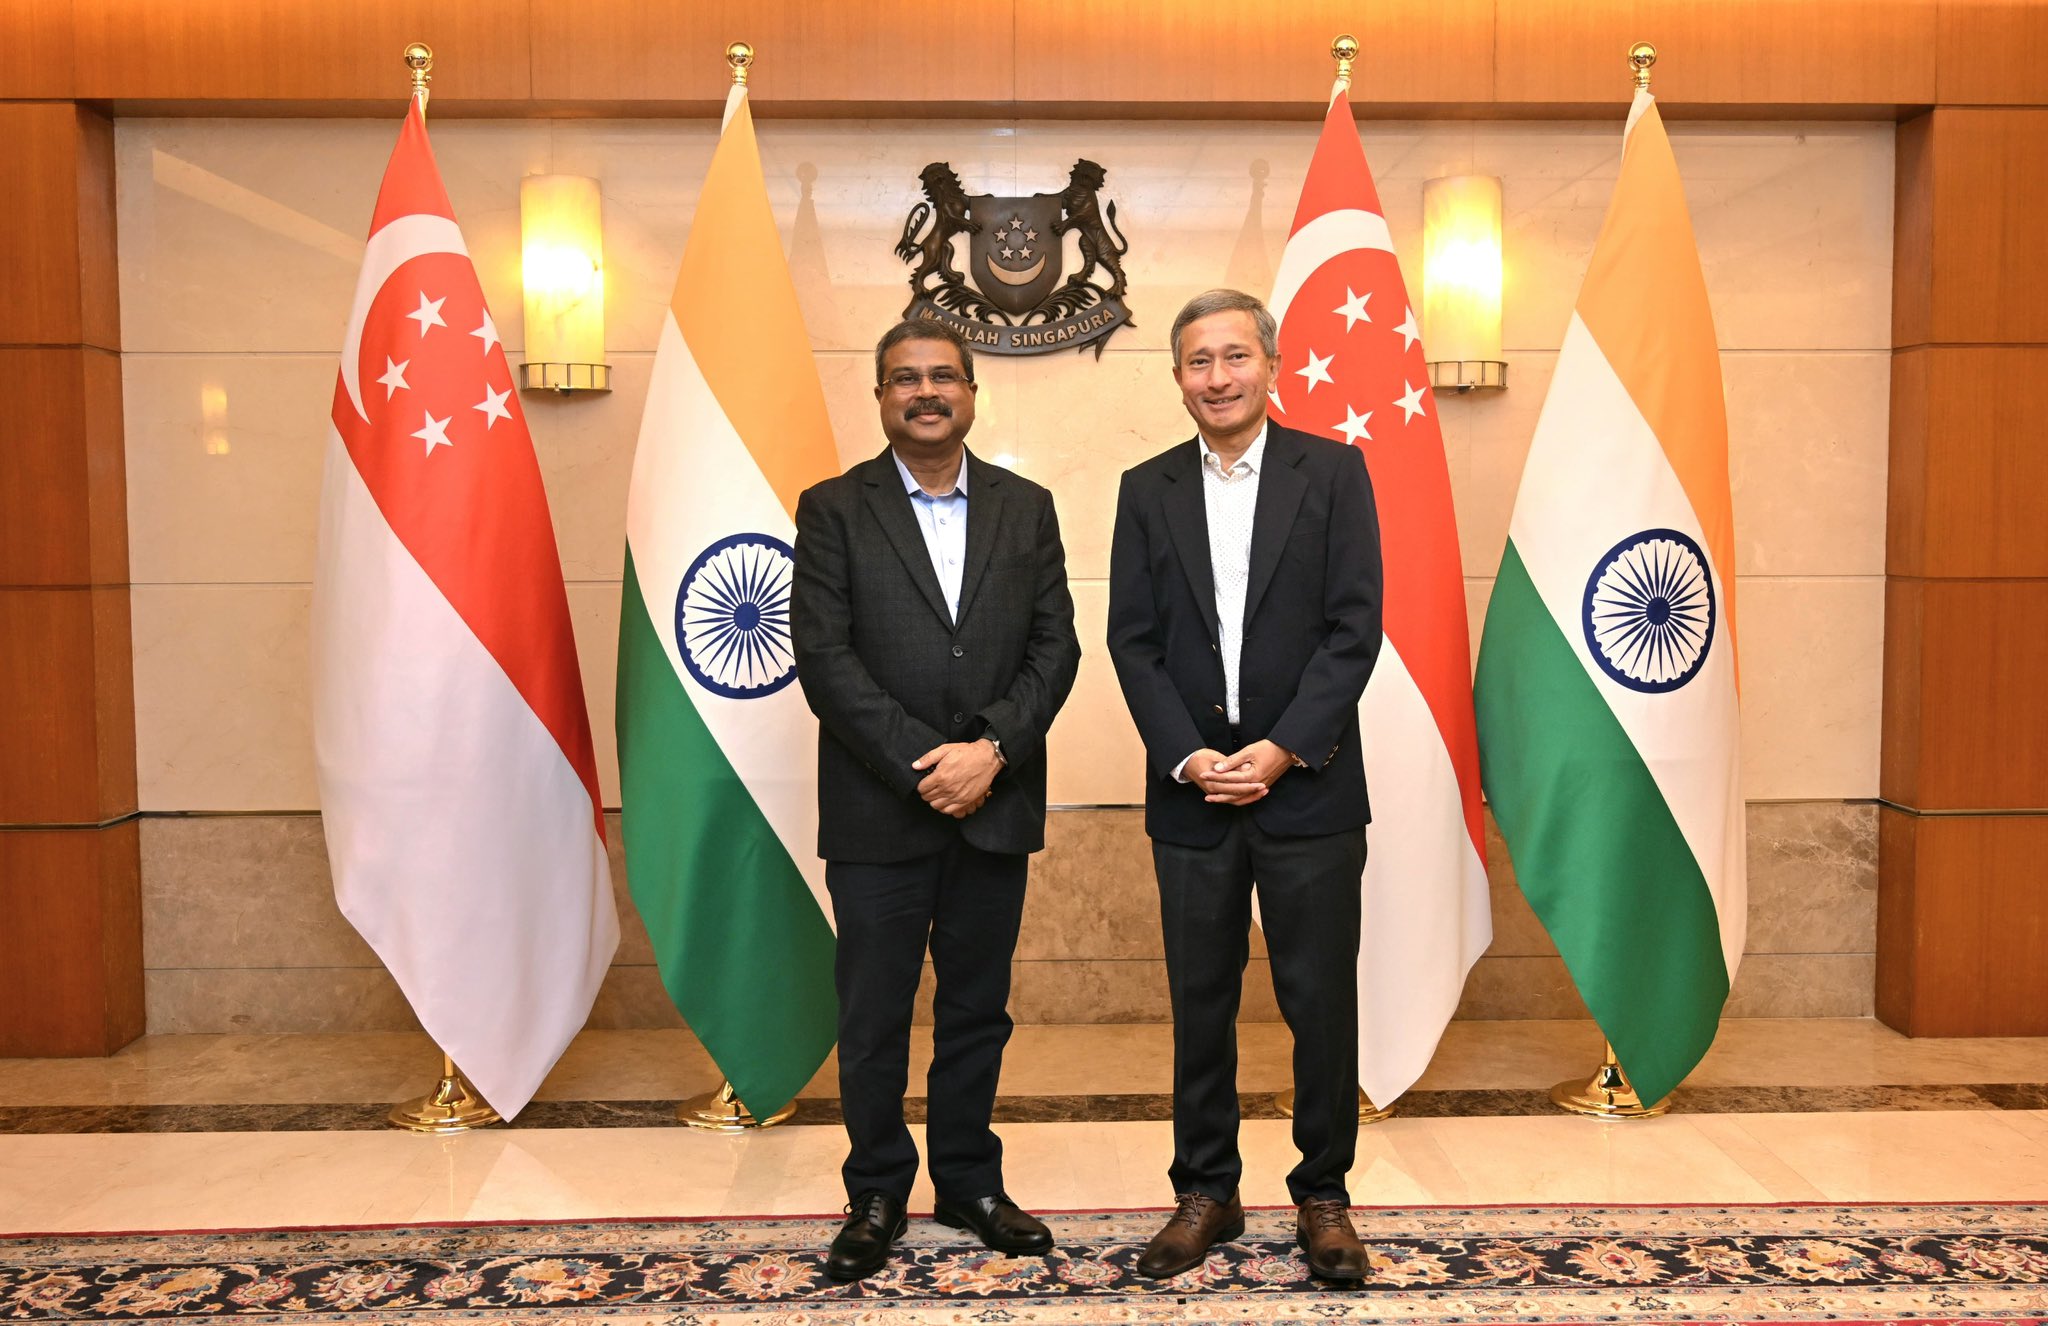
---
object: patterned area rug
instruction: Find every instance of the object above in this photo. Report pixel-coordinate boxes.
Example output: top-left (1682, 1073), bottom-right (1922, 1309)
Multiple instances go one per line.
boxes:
top-left (5, 1204), bottom-right (2047, 1323)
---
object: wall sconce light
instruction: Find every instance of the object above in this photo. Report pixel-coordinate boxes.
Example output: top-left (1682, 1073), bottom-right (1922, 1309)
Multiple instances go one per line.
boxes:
top-left (1422, 175), bottom-right (1507, 393)
top-left (519, 174), bottom-right (610, 393)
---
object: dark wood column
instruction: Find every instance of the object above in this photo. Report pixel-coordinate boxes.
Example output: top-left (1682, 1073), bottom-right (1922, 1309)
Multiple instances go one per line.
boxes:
top-left (0, 101), bottom-right (143, 1056)
top-left (1877, 107), bottom-right (2048, 1037)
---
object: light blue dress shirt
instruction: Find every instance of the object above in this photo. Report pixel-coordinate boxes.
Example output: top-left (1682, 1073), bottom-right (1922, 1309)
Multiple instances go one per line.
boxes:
top-left (892, 448), bottom-right (969, 623)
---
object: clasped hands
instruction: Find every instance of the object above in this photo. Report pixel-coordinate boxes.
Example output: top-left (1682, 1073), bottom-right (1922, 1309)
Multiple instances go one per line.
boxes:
top-left (1185, 738), bottom-right (1296, 805)
top-left (912, 738), bottom-right (1002, 818)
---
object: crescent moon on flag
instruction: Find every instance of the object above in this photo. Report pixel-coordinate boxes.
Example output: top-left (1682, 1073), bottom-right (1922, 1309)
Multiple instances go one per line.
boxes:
top-left (1266, 208), bottom-right (1396, 328)
top-left (982, 252), bottom-right (1047, 286)
top-left (339, 214), bottom-right (470, 424)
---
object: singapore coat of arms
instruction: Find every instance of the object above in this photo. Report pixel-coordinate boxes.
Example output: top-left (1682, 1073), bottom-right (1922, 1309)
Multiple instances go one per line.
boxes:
top-left (894, 159), bottom-right (1133, 357)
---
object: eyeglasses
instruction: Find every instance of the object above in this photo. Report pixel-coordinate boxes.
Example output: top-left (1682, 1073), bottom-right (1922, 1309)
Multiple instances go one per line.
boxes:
top-left (881, 368), bottom-right (969, 393)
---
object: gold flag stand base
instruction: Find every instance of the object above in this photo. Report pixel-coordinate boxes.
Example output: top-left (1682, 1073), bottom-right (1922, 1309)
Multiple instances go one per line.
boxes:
top-left (389, 1054), bottom-right (502, 1133)
top-left (1550, 1043), bottom-right (1670, 1120)
top-left (677, 1079), bottom-right (796, 1132)
top-left (1275, 1087), bottom-right (1397, 1125)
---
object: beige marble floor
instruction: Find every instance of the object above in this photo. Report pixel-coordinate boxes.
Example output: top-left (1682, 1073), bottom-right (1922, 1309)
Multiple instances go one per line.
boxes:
top-left (3, 1111), bottom-right (2046, 1233)
top-left (7, 1018), bottom-right (2048, 1106)
top-left (3, 1020), bottom-right (2046, 1234)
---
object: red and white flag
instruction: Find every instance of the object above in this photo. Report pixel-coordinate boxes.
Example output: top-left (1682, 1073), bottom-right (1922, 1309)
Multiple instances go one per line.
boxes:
top-left (1268, 87), bottom-right (1492, 1107)
top-left (313, 101), bottom-right (618, 1119)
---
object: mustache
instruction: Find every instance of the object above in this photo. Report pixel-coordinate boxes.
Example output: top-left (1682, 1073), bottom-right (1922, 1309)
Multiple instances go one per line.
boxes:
top-left (903, 396), bottom-right (954, 421)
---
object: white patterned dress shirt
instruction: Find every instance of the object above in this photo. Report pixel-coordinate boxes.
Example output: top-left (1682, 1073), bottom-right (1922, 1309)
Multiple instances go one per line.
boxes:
top-left (892, 448), bottom-right (968, 623)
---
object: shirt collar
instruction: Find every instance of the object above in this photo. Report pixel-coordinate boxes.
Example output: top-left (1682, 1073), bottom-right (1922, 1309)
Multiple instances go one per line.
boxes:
top-left (1198, 424), bottom-right (1268, 477)
top-left (892, 447), bottom-right (968, 499)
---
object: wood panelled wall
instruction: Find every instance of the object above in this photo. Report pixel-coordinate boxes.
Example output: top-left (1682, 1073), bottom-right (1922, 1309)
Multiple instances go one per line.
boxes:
top-left (0, 0), bottom-right (2042, 115)
top-left (0, 1), bottom-right (2043, 1053)
top-left (1878, 105), bottom-right (2048, 1038)
top-left (0, 101), bottom-right (142, 1057)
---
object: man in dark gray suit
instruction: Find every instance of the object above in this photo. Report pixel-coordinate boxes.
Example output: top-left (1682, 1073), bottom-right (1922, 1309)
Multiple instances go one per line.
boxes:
top-left (1108, 289), bottom-right (1383, 1282)
top-left (792, 318), bottom-right (1081, 1282)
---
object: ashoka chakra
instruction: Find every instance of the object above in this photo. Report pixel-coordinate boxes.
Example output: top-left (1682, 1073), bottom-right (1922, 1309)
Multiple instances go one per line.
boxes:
top-left (673, 533), bottom-right (797, 700)
top-left (1580, 527), bottom-right (1717, 694)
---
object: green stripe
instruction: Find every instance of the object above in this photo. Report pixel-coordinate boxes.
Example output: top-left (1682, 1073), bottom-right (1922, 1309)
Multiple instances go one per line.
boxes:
top-left (1474, 542), bottom-right (1727, 1106)
top-left (617, 545), bottom-right (837, 1117)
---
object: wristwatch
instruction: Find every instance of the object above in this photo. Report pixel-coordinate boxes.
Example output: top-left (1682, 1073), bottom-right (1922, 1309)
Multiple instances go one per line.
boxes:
top-left (985, 731), bottom-right (1006, 766)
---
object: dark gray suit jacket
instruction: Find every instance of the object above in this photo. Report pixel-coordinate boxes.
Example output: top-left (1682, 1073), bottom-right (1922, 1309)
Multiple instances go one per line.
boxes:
top-left (1107, 423), bottom-right (1383, 848)
top-left (792, 447), bottom-right (1081, 864)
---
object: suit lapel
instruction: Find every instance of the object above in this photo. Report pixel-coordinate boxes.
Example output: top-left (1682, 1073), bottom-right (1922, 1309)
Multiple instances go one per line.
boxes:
top-left (1244, 428), bottom-right (1308, 628)
top-left (860, 449), bottom-right (953, 626)
top-left (954, 451), bottom-right (1005, 626)
top-left (1161, 440), bottom-right (1220, 642)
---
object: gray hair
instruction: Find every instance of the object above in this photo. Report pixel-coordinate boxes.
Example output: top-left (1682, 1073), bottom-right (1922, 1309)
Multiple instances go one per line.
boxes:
top-left (873, 318), bottom-right (976, 385)
top-left (1169, 289), bottom-right (1279, 366)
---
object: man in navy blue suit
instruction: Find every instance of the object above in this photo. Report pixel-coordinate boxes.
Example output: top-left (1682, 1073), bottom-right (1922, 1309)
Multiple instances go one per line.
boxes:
top-left (1108, 289), bottom-right (1384, 1281)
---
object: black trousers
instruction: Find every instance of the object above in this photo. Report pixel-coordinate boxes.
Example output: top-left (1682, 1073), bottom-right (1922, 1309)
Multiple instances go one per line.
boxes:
top-left (825, 840), bottom-right (1028, 1203)
top-left (1154, 814), bottom-right (1366, 1204)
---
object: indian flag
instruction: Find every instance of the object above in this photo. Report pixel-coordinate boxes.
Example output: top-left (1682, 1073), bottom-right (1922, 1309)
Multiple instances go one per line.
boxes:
top-left (1473, 89), bottom-right (1745, 1108)
top-left (616, 81), bottom-right (839, 1117)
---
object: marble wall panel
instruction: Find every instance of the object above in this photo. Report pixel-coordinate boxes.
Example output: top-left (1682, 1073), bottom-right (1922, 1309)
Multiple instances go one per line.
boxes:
top-left (119, 117), bottom-right (1893, 817)
top-left (1046, 581), bottom-right (1148, 808)
top-left (131, 584), bottom-right (316, 812)
top-left (1725, 954), bottom-right (1877, 1018)
top-left (1475, 122), bottom-right (1894, 353)
top-left (1745, 802), bottom-right (1879, 955)
top-left (1443, 351), bottom-right (1891, 585)
top-left (139, 814), bottom-right (359, 969)
top-left (122, 354), bottom-right (331, 586)
top-left (146, 967), bottom-right (420, 1035)
top-left (1734, 577), bottom-right (1885, 801)
top-left (117, 120), bottom-right (550, 356)
top-left (138, 800), bottom-right (1874, 1033)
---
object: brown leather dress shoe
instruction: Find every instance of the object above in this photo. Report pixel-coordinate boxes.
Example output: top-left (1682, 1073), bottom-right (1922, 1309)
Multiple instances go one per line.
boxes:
top-left (1135, 1190), bottom-right (1245, 1279)
top-left (1295, 1197), bottom-right (1369, 1280)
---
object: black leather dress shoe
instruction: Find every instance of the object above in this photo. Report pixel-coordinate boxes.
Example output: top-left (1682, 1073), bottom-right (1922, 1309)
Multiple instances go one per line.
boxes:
top-left (932, 1193), bottom-right (1055, 1254)
top-left (825, 1190), bottom-right (908, 1281)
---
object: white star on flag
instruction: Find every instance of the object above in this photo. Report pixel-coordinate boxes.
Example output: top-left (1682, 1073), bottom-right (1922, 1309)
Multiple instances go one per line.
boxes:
top-left (1394, 379), bottom-right (1427, 423)
top-left (1334, 405), bottom-right (1373, 445)
top-left (1295, 348), bottom-right (1335, 393)
top-left (470, 311), bottom-right (500, 355)
top-left (474, 384), bottom-right (513, 430)
top-left (406, 292), bottom-right (447, 336)
top-left (1335, 287), bottom-right (1373, 331)
top-left (376, 357), bottom-right (410, 399)
top-left (1394, 306), bottom-right (1421, 352)
top-left (412, 411), bottom-right (453, 454)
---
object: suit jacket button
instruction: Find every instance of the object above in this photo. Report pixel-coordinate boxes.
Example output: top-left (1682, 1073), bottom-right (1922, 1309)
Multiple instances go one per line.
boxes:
top-left (1211, 704), bottom-right (1225, 715)
top-left (952, 644), bottom-right (964, 658)
top-left (953, 712), bottom-right (966, 725)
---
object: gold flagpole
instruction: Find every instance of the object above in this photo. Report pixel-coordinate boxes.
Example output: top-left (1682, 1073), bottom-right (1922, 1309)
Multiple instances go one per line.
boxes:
top-left (667, 40), bottom-right (799, 1138)
top-left (1274, 35), bottom-right (1395, 1133)
top-left (390, 1050), bottom-right (503, 1132)
top-left (1551, 1040), bottom-right (1670, 1119)
top-left (404, 42), bottom-right (433, 112)
top-left (373, 42), bottom-right (499, 1138)
top-left (677, 1078), bottom-right (797, 1131)
top-left (1551, 49), bottom-right (1676, 1126)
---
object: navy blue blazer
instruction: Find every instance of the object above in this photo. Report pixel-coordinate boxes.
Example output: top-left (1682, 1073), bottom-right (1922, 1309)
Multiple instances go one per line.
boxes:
top-left (1107, 423), bottom-right (1384, 848)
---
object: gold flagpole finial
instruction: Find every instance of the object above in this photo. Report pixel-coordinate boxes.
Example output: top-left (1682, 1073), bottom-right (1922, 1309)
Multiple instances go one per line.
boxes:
top-left (727, 41), bottom-right (755, 86)
top-left (404, 43), bottom-right (433, 110)
top-left (1629, 42), bottom-right (1657, 92)
top-left (1332, 34), bottom-right (1359, 91)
